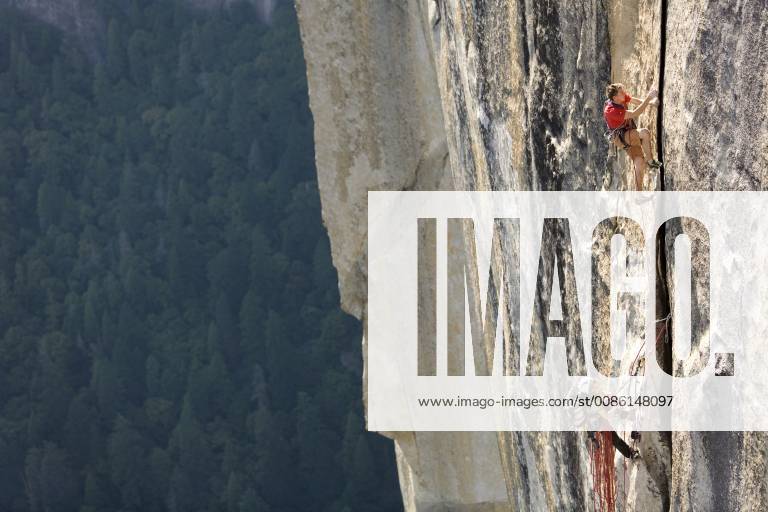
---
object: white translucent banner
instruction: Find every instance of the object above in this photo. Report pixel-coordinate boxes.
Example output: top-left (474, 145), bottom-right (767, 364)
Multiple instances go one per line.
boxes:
top-left (367, 191), bottom-right (766, 431)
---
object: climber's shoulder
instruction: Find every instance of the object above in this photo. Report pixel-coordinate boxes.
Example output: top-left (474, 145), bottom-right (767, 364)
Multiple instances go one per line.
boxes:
top-left (603, 100), bottom-right (627, 129)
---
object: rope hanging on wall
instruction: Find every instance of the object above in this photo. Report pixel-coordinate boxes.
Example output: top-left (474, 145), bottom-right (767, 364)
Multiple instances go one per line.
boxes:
top-left (590, 431), bottom-right (617, 512)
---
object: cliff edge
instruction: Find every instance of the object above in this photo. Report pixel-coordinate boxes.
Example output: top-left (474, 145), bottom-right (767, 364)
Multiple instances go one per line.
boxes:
top-left (296, 0), bottom-right (768, 510)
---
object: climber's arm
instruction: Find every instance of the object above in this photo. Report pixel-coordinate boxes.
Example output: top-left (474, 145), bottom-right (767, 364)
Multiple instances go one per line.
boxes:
top-left (623, 100), bottom-right (650, 120)
top-left (633, 96), bottom-right (660, 107)
top-left (624, 89), bottom-right (658, 120)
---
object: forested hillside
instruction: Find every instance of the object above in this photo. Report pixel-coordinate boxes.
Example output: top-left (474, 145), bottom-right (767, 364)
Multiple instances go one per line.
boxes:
top-left (0, 1), bottom-right (400, 510)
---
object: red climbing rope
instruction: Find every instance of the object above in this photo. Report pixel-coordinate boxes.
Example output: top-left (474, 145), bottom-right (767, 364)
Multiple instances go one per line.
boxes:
top-left (591, 315), bottom-right (671, 511)
top-left (590, 431), bottom-right (617, 512)
top-left (591, 440), bottom-right (597, 512)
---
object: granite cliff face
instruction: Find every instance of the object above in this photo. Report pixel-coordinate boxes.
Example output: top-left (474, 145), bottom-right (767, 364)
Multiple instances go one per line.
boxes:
top-left (296, 0), bottom-right (768, 510)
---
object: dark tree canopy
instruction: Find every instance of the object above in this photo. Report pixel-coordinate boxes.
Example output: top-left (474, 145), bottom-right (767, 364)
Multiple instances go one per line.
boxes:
top-left (0, 2), bottom-right (401, 511)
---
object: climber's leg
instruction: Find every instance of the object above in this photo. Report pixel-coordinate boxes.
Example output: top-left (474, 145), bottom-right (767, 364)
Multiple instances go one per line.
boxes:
top-left (637, 128), bottom-right (652, 161)
top-left (634, 127), bottom-right (662, 168)
top-left (626, 129), bottom-right (645, 158)
top-left (624, 130), bottom-right (647, 190)
top-left (632, 156), bottom-right (647, 190)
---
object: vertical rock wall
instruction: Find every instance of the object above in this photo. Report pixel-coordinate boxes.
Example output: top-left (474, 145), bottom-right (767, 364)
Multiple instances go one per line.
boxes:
top-left (663, 2), bottom-right (768, 511)
top-left (663, 0), bottom-right (768, 190)
top-left (297, 0), bottom-right (768, 510)
top-left (429, 0), bottom-right (613, 192)
top-left (295, 2), bottom-right (516, 510)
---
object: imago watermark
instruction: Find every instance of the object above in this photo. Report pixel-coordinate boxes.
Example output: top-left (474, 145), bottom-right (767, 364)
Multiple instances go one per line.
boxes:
top-left (368, 192), bottom-right (763, 431)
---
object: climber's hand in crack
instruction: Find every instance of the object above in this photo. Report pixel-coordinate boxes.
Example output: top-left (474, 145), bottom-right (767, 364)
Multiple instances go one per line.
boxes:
top-left (622, 89), bottom-right (656, 121)
top-left (628, 90), bottom-right (659, 108)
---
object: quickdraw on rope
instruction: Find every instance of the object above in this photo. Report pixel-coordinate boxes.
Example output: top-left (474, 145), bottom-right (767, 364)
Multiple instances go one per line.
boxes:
top-left (655, 312), bottom-right (671, 347)
top-left (629, 312), bottom-right (671, 376)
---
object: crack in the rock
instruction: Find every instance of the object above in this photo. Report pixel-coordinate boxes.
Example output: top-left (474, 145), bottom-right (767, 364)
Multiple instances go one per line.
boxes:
top-left (655, 1), bottom-right (673, 510)
top-left (657, 0), bottom-right (667, 171)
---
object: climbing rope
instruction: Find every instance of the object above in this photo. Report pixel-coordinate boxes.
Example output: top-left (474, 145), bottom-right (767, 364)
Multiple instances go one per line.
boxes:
top-left (590, 431), bottom-right (617, 512)
top-left (655, 312), bottom-right (671, 346)
top-left (593, 314), bottom-right (671, 511)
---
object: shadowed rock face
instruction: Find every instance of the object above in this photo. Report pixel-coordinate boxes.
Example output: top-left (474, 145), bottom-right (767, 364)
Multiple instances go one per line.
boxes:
top-left (296, 0), bottom-right (768, 510)
top-left (661, 3), bottom-right (768, 512)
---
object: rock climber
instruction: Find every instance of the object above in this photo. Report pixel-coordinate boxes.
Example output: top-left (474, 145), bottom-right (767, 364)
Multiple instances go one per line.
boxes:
top-left (603, 83), bottom-right (662, 190)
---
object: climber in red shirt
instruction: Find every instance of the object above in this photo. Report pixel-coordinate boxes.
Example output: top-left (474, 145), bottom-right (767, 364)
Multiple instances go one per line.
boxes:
top-left (603, 83), bottom-right (662, 190)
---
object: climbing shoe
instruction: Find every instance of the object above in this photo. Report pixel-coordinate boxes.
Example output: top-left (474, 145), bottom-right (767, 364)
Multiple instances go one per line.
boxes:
top-left (647, 160), bottom-right (662, 169)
